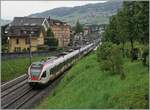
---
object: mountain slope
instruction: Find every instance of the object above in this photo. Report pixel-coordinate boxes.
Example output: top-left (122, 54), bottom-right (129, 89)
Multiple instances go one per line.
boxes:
top-left (29, 1), bottom-right (122, 25)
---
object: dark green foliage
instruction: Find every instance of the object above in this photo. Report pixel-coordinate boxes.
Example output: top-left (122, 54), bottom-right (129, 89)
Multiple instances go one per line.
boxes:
top-left (37, 45), bottom-right (48, 51)
top-left (97, 42), bottom-right (124, 79)
top-left (2, 45), bottom-right (8, 53)
top-left (102, 16), bottom-right (120, 44)
top-left (1, 24), bottom-right (9, 52)
top-left (1, 24), bottom-right (8, 45)
top-left (75, 19), bottom-right (83, 34)
top-left (133, 1), bottom-right (149, 44)
top-left (131, 48), bottom-right (139, 61)
top-left (22, 48), bottom-right (27, 52)
top-left (44, 28), bottom-right (58, 49)
top-left (102, 1), bottom-right (149, 52)
top-left (97, 42), bottom-right (113, 61)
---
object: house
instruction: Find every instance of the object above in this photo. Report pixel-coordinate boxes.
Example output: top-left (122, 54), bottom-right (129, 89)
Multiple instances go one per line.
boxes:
top-left (5, 17), bottom-right (49, 52)
top-left (83, 26), bottom-right (91, 36)
top-left (5, 17), bottom-right (71, 52)
top-left (47, 17), bottom-right (71, 47)
top-left (84, 24), bottom-right (107, 33)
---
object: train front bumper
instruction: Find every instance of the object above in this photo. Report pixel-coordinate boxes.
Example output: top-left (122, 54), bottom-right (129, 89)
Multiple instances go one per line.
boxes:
top-left (28, 78), bottom-right (48, 84)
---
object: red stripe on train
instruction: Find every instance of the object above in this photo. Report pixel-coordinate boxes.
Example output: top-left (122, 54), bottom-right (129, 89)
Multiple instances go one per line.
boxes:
top-left (31, 76), bottom-right (38, 80)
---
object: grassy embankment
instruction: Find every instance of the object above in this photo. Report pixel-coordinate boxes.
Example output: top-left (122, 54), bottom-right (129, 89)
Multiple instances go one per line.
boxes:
top-left (1, 51), bottom-right (61, 81)
top-left (37, 52), bottom-right (149, 109)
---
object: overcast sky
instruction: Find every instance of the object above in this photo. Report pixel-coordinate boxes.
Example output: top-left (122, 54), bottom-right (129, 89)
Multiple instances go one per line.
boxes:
top-left (1, 1), bottom-right (107, 20)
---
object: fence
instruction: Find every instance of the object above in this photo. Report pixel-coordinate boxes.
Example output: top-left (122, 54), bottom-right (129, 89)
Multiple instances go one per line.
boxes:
top-left (1, 51), bottom-right (55, 60)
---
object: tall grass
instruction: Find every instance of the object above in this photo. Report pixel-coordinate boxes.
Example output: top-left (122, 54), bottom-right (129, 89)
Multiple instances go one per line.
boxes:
top-left (37, 52), bottom-right (149, 109)
top-left (1, 55), bottom-right (52, 81)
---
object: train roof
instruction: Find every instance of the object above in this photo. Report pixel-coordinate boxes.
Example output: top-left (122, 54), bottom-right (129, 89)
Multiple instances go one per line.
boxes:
top-left (31, 43), bottom-right (94, 69)
top-left (31, 62), bottom-right (44, 68)
top-left (31, 56), bottom-right (58, 66)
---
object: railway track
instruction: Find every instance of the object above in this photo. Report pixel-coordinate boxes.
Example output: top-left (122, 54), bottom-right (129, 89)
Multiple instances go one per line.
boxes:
top-left (1, 41), bottom-right (100, 109)
top-left (1, 72), bottom-right (66, 109)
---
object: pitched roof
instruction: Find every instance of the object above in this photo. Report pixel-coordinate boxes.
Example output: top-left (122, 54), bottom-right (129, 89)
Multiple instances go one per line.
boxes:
top-left (47, 17), bottom-right (69, 26)
top-left (11, 17), bottom-right (45, 26)
top-left (6, 25), bottom-right (45, 37)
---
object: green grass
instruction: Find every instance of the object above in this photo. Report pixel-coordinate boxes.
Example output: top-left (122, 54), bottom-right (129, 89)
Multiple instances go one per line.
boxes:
top-left (1, 51), bottom-right (62, 81)
top-left (1, 56), bottom-right (47, 81)
top-left (37, 52), bottom-right (149, 109)
top-left (1, 49), bottom-right (67, 81)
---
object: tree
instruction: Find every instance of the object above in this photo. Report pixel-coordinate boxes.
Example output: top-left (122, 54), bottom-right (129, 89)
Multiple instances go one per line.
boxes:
top-left (75, 19), bottom-right (83, 34)
top-left (102, 1), bottom-right (149, 50)
top-left (134, 1), bottom-right (149, 44)
top-left (97, 42), bottom-right (125, 79)
top-left (1, 24), bottom-right (9, 45)
top-left (1, 24), bottom-right (9, 52)
top-left (102, 15), bottom-right (119, 44)
top-left (115, 10), bottom-right (129, 57)
top-left (44, 28), bottom-right (58, 49)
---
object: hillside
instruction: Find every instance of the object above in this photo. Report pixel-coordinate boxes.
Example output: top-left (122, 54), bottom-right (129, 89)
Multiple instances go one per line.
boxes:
top-left (37, 53), bottom-right (149, 109)
top-left (0, 19), bottom-right (11, 26)
top-left (29, 1), bottom-right (122, 26)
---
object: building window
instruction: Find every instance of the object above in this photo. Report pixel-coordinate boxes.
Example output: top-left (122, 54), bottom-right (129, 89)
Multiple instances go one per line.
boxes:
top-left (16, 38), bottom-right (19, 44)
top-left (25, 38), bottom-right (29, 44)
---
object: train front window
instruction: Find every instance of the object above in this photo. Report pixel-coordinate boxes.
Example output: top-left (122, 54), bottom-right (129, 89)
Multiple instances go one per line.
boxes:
top-left (30, 64), bottom-right (42, 76)
top-left (30, 68), bottom-right (41, 76)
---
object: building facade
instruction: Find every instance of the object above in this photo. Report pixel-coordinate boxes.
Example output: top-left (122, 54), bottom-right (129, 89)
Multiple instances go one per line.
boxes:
top-left (47, 17), bottom-right (71, 47)
top-left (5, 17), bottom-right (71, 52)
top-left (6, 26), bottom-right (46, 52)
top-left (5, 17), bottom-right (48, 52)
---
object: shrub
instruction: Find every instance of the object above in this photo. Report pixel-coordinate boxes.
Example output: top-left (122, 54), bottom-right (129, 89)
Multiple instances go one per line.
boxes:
top-left (100, 60), bottom-right (113, 71)
top-left (22, 48), bottom-right (27, 52)
top-left (37, 45), bottom-right (48, 51)
top-left (110, 45), bottom-right (123, 74)
top-left (97, 42), bottom-right (125, 79)
top-left (97, 42), bottom-right (113, 62)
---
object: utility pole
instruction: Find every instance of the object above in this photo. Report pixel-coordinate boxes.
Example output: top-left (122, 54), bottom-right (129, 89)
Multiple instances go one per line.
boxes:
top-left (29, 32), bottom-right (32, 65)
top-left (7, 37), bottom-right (10, 53)
top-left (29, 29), bottom-right (34, 65)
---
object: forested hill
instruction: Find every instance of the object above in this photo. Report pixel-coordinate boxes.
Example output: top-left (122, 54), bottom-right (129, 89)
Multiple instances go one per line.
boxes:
top-left (29, 1), bottom-right (122, 26)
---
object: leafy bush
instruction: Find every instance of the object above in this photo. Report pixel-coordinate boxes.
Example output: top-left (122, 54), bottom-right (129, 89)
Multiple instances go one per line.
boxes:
top-left (100, 60), bottom-right (113, 71)
top-left (2, 45), bottom-right (8, 53)
top-left (97, 42), bottom-right (113, 62)
top-left (37, 45), bottom-right (48, 51)
top-left (97, 42), bottom-right (125, 79)
top-left (22, 48), bottom-right (27, 52)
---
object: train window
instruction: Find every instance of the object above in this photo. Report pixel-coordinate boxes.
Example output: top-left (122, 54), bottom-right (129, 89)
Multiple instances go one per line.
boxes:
top-left (30, 68), bottom-right (41, 76)
top-left (49, 69), bottom-right (51, 74)
top-left (51, 66), bottom-right (58, 74)
top-left (58, 63), bottom-right (63, 69)
top-left (41, 71), bottom-right (46, 77)
top-left (51, 68), bottom-right (55, 74)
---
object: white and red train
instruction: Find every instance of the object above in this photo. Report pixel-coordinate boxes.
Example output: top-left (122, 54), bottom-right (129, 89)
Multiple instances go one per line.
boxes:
top-left (27, 43), bottom-right (96, 86)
